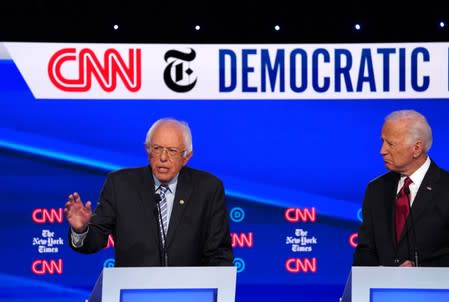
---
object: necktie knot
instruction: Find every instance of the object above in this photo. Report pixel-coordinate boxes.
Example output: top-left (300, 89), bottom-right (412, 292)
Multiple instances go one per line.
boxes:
top-left (403, 176), bottom-right (412, 188)
top-left (158, 184), bottom-right (169, 194)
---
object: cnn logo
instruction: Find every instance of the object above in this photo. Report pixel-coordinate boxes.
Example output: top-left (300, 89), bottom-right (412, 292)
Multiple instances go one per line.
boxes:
top-left (31, 259), bottom-right (63, 275)
top-left (285, 258), bottom-right (317, 273)
top-left (32, 208), bottom-right (63, 224)
top-left (231, 232), bottom-right (253, 248)
top-left (48, 48), bottom-right (141, 92)
top-left (284, 207), bottom-right (316, 222)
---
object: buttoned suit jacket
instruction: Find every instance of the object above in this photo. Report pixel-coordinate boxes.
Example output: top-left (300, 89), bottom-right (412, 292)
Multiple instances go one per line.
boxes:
top-left (353, 160), bottom-right (449, 266)
top-left (69, 165), bottom-right (234, 267)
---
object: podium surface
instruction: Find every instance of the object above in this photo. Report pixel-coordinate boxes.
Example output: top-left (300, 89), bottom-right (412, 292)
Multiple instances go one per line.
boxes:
top-left (89, 266), bottom-right (237, 302)
top-left (341, 266), bottom-right (449, 302)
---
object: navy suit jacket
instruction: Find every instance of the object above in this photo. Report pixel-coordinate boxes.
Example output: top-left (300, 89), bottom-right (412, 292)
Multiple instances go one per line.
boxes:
top-left (69, 165), bottom-right (234, 267)
top-left (353, 160), bottom-right (449, 266)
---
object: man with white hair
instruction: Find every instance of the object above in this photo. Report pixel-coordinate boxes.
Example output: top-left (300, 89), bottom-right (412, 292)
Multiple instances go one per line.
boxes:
top-left (64, 117), bottom-right (234, 267)
top-left (353, 109), bottom-right (449, 267)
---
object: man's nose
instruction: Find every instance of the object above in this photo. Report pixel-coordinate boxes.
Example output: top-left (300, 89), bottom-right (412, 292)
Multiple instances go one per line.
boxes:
top-left (160, 149), bottom-right (169, 161)
top-left (380, 142), bottom-right (387, 155)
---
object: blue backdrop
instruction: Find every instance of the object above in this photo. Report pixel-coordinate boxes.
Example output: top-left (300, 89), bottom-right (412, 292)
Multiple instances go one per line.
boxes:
top-left (1, 56), bottom-right (449, 302)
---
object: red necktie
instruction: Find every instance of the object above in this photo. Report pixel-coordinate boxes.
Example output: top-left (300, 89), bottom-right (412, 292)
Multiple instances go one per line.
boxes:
top-left (395, 177), bottom-right (412, 242)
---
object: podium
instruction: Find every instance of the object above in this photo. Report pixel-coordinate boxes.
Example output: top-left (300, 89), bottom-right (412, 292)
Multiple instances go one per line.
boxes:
top-left (341, 266), bottom-right (449, 302)
top-left (88, 266), bottom-right (237, 302)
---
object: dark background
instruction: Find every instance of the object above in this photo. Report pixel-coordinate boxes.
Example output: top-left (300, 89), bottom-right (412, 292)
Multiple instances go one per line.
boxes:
top-left (0, 0), bottom-right (448, 43)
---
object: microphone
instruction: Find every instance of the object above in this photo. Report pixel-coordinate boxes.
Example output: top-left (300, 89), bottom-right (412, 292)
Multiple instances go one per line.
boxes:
top-left (154, 193), bottom-right (168, 266)
top-left (404, 186), bottom-right (419, 267)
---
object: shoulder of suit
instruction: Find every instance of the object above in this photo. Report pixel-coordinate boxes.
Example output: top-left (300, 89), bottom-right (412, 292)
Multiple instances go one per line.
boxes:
top-left (433, 162), bottom-right (449, 180)
top-left (368, 170), bottom-right (397, 185)
top-left (429, 159), bottom-right (449, 173)
top-left (182, 166), bottom-right (222, 183)
top-left (107, 166), bottom-right (147, 178)
top-left (422, 158), bottom-right (449, 182)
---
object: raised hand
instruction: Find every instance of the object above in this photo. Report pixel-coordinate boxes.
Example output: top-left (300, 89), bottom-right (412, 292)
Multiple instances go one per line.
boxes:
top-left (64, 192), bottom-right (92, 233)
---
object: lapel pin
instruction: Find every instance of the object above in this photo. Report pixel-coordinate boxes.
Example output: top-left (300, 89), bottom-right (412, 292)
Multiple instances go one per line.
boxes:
top-left (179, 200), bottom-right (185, 205)
top-left (426, 186), bottom-right (432, 191)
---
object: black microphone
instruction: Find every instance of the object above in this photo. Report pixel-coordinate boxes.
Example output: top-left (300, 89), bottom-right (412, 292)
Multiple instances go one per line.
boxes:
top-left (404, 186), bottom-right (419, 267)
top-left (154, 193), bottom-right (168, 266)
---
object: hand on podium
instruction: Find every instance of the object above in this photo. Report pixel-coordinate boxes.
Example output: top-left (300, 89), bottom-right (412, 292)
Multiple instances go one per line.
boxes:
top-left (399, 260), bottom-right (415, 267)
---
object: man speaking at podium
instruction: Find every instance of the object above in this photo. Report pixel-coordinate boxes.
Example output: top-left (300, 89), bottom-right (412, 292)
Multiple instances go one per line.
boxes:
top-left (353, 109), bottom-right (449, 267)
top-left (64, 118), bottom-right (234, 267)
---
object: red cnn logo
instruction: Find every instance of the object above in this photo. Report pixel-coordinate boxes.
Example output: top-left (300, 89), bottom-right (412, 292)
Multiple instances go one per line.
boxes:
top-left (48, 48), bottom-right (141, 92)
top-left (31, 259), bottom-right (63, 275)
top-left (284, 208), bottom-right (316, 222)
top-left (231, 232), bottom-right (253, 248)
top-left (285, 258), bottom-right (317, 273)
top-left (106, 234), bottom-right (115, 249)
top-left (349, 233), bottom-right (358, 248)
top-left (32, 208), bottom-right (64, 224)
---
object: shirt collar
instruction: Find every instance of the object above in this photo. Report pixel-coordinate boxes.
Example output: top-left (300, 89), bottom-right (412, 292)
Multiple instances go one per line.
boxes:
top-left (153, 174), bottom-right (179, 193)
top-left (404, 156), bottom-right (431, 189)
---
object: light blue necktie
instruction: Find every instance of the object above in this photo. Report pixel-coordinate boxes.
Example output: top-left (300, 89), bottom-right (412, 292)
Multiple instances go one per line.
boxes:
top-left (158, 185), bottom-right (169, 238)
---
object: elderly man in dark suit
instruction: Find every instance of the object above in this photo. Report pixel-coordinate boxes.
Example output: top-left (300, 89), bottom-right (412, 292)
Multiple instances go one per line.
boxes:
top-left (353, 109), bottom-right (449, 267)
top-left (64, 117), bottom-right (234, 267)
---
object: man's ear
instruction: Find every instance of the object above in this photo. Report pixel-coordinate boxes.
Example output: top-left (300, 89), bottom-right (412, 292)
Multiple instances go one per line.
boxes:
top-left (183, 151), bottom-right (193, 166)
top-left (413, 140), bottom-right (425, 158)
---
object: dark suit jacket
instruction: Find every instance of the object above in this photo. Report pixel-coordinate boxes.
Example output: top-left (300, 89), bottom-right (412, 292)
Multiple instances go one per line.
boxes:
top-left (353, 160), bottom-right (449, 267)
top-left (69, 165), bottom-right (234, 267)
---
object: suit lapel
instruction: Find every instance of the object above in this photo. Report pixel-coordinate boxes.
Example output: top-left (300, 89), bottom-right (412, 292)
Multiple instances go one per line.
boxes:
top-left (138, 166), bottom-right (159, 244)
top-left (405, 161), bottom-right (440, 230)
top-left (167, 167), bottom-right (193, 246)
top-left (386, 173), bottom-right (401, 246)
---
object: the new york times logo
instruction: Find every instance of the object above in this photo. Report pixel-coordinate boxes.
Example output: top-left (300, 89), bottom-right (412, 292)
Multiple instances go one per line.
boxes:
top-left (163, 48), bottom-right (197, 93)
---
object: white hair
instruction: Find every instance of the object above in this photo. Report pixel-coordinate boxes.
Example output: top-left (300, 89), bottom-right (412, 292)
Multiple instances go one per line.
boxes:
top-left (385, 109), bottom-right (433, 152)
top-left (144, 118), bottom-right (193, 155)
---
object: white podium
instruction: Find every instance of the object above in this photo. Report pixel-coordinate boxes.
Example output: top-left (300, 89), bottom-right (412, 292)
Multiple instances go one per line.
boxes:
top-left (341, 266), bottom-right (449, 302)
top-left (88, 266), bottom-right (237, 302)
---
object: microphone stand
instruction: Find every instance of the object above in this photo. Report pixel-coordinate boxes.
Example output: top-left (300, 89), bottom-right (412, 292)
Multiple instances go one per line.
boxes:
top-left (154, 194), bottom-right (168, 266)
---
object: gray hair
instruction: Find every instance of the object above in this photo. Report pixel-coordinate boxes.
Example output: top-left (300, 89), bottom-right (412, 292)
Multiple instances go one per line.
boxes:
top-left (145, 118), bottom-right (193, 154)
top-left (385, 109), bottom-right (432, 152)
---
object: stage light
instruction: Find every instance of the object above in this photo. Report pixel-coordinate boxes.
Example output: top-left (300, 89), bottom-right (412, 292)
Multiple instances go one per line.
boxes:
top-left (274, 25), bottom-right (280, 31)
top-left (354, 23), bottom-right (361, 31)
top-left (113, 24), bottom-right (119, 31)
top-left (195, 25), bottom-right (201, 31)
top-left (439, 21), bottom-right (446, 28)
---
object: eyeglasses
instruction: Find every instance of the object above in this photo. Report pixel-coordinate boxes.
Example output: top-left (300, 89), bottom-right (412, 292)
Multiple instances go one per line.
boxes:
top-left (149, 145), bottom-right (186, 158)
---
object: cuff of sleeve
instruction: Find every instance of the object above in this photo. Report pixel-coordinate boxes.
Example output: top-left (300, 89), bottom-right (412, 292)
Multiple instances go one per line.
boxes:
top-left (71, 226), bottom-right (89, 248)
